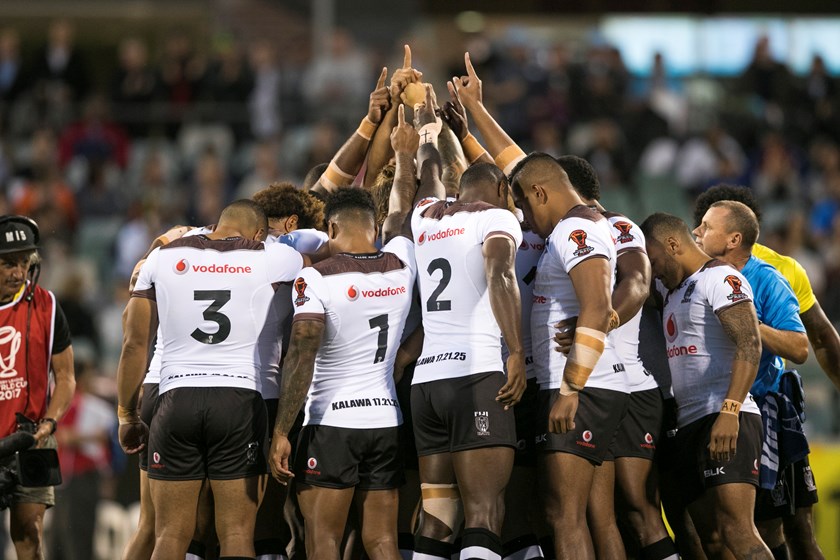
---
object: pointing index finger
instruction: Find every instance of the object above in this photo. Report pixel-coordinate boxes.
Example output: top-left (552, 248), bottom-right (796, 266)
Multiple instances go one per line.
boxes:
top-left (465, 52), bottom-right (477, 79)
top-left (376, 66), bottom-right (388, 89)
top-left (397, 103), bottom-right (405, 126)
top-left (403, 44), bottom-right (412, 69)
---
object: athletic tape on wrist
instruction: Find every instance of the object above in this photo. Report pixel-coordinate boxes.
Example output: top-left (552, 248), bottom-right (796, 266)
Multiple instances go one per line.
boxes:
top-left (559, 379), bottom-right (578, 396)
top-left (418, 122), bottom-right (441, 146)
top-left (321, 162), bottom-right (354, 190)
top-left (494, 145), bottom-right (526, 176)
top-left (462, 134), bottom-right (488, 164)
top-left (720, 399), bottom-right (742, 416)
top-left (117, 405), bottom-right (141, 425)
top-left (563, 327), bottom-right (606, 391)
top-left (357, 117), bottom-right (377, 140)
top-left (608, 309), bottom-right (620, 331)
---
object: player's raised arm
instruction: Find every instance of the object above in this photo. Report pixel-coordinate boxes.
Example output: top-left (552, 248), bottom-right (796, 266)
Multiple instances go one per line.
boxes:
top-left (382, 104), bottom-right (419, 243)
top-left (413, 84), bottom-right (445, 203)
top-left (441, 79), bottom-right (493, 166)
top-left (270, 318), bottom-right (324, 483)
top-left (453, 52), bottom-right (525, 175)
top-left (484, 234), bottom-right (525, 409)
top-left (712, 301), bottom-right (762, 462)
top-left (312, 67), bottom-right (391, 196)
top-left (364, 45), bottom-right (422, 187)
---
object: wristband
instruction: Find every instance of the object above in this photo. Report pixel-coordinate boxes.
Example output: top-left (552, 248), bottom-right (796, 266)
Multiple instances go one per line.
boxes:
top-left (720, 399), bottom-right (741, 416)
top-left (357, 116), bottom-right (377, 140)
top-left (39, 418), bottom-right (57, 435)
top-left (494, 145), bottom-right (526, 176)
top-left (608, 309), bottom-right (620, 331)
top-left (117, 405), bottom-right (142, 426)
top-left (558, 379), bottom-right (579, 396)
top-left (461, 134), bottom-right (488, 164)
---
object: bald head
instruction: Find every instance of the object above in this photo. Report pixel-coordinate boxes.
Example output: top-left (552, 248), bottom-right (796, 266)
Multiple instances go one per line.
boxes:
top-left (218, 199), bottom-right (268, 239)
top-left (640, 212), bottom-right (694, 245)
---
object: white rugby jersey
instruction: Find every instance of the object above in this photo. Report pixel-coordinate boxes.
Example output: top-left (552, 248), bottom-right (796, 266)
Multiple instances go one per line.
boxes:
top-left (133, 235), bottom-right (303, 394)
top-left (531, 206), bottom-right (626, 392)
top-left (604, 212), bottom-right (658, 393)
top-left (502, 228), bottom-right (544, 380)
top-left (292, 237), bottom-right (416, 428)
top-left (410, 197), bottom-right (523, 384)
top-left (656, 260), bottom-right (760, 427)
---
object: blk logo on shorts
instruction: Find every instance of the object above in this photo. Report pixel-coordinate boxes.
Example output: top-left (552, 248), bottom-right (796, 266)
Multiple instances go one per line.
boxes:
top-left (474, 411), bottom-right (490, 436)
top-left (246, 441), bottom-right (259, 465)
top-left (804, 466), bottom-right (817, 492)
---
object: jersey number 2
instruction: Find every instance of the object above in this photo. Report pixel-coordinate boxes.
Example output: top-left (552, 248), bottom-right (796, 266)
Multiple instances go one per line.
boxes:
top-left (426, 258), bottom-right (452, 312)
top-left (192, 290), bottom-right (231, 345)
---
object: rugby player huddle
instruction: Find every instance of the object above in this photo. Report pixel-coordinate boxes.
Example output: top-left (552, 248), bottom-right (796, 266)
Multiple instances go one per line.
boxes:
top-left (116, 46), bottom-right (840, 560)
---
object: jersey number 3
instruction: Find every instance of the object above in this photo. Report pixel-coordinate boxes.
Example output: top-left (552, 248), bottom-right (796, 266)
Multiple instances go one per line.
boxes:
top-left (192, 290), bottom-right (232, 345)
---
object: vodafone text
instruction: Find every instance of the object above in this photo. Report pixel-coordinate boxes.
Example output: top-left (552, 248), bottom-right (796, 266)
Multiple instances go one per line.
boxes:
top-left (191, 264), bottom-right (252, 274)
top-left (666, 344), bottom-right (698, 358)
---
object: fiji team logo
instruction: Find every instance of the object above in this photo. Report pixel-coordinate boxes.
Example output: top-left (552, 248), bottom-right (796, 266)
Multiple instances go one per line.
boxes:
top-left (294, 277), bottom-right (310, 307)
top-left (174, 258), bottom-right (189, 275)
top-left (724, 275), bottom-right (748, 303)
top-left (417, 231), bottom-right (426, 245)
top-left (665, 313), bottom-right (679, 343)
top-left (346, 285), bottom-right (360, 301)
top-left (475, 411), bottom-right (490, 436)
top-left (246, 441), bottom-right (259, 465)
top-left (568, 229), bottom-right (594, 257)
top-left (613, 221), bottom-right (635, 244)
top-left (681, 280), bottom-right (697, 303)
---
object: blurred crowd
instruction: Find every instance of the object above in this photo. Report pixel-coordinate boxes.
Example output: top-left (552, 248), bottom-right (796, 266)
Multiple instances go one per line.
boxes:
top-left (0, 18), bottom-right (839, 543)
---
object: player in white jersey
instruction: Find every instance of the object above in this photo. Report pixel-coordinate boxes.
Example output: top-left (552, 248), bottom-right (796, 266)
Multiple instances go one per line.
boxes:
top-left (409, 117), bottom-right (525, 560)
top-left (117, 200), bottom-right (304, 559)
top-left (508, 153), bottom-right (623, 560)
top-left (554, 155), bottom-right (677, 560)
top-left (641, 212), bottom-right (772, 559)
top-left (268, 188), bottom-right (416, 560)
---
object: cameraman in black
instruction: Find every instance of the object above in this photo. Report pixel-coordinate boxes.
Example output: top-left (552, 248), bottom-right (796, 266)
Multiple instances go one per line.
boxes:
top-left (0, 216), bottom-right (74, 560)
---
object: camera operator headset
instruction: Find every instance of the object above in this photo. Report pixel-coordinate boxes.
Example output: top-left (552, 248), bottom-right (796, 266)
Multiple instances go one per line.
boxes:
top-left (0, 215), bottom-right (75, 560)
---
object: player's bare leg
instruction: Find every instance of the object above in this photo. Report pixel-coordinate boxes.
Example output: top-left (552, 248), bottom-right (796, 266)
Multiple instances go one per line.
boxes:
top-left (586, 460), bottom-right (625, 559)
top-left (285, 478), bottom-right (307, 559)
top-left (783, 507), bottom-right (824, 560)
top-left (209, 476), bottom-right (264, 558)
top-left (416, 453), bottom-right (459, 542)
top-left (123, 469), bottom-right (155, 560)
top-left (356, 488), bottom-right (401, 560)
top-left (540, 452), bottom-right (595, 560)
top-left (689, 483), bottom-right (772, 559)
top-left (297, 484), bottom-right (356, 560)
top-left (188, 479), bottom-right (218, 560)
top-left (150, 479), bottom-right (203, 559)
top-left (615, 457), bottom-right (677, 559)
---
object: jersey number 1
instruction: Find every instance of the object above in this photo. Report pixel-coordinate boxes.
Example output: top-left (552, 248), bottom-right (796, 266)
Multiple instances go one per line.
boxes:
top-left (192, 290), bottom-right (232, 345)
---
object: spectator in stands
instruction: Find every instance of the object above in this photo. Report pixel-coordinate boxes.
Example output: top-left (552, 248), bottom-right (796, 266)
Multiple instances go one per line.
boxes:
top-left (110, 38), bottom-right (157, 138)
top-left (187, 148), bottom-right (230, 225)
top-left (675, 123), bottom-right (746, 197)
top-left (0, 28), bottom-right (27, 115)
top-left (31, 19), bottom-right (89, 105)
top-left (235, 140), bottom-right (281, 199)
top-left (58, 94), bottom-right (130, 170)
top-left (203, 35), bottom-right (253, 141)
top-left (248, 39), bottom-right (282, 140)
top-left (133, 148), bottom-right (187, 226)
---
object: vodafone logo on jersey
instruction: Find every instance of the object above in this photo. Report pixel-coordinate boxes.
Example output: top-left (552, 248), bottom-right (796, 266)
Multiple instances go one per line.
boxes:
top-left (348, 285), bottom-right (408, 300)
top-left (174, 259), bottom-right (189, 275)
top-left (418, 227), bottom-right (465, 245)
top-left (665, 313), bottom-right (679, 343)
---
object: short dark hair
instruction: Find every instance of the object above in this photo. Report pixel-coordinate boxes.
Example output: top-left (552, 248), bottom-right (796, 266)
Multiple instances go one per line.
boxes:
top-left (219, 199), bottom-right (268, 232)
top-left (459, 162), bottom-right (506, 192)
top-left (694, 184), bottom-right (762, 228)
top-left (710, 200), bottom-right (760, 249)
top-left (640, 212), bottom-right (693, 242)
top-left (303, 163), bottom-right (329, 191)
top-left (508, 152), bottom-right (565, 197)
top-left (252, 182), bottom-right (325, 230)
top-left (556, 155), bottom-right (600, 201)
top-left (324, 187), bottom-right (376, 224)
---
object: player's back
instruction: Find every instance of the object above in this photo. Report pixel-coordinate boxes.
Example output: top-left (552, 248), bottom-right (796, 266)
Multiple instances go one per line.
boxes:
top-left (136, 235), bottom-right (302, 394)
top-left (293, 237), bottom-right (416, 428)
top-left (411, 198), bottom-right (523, 384)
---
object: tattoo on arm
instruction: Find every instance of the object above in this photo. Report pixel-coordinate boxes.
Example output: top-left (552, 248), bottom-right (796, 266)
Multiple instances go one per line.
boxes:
top-left (718, 302), bottom-right (762, 366)
top-left (274, 320), bottom-right (324, 436)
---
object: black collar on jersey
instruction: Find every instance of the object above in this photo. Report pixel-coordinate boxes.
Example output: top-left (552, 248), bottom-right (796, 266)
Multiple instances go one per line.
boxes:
top-left (338, 251), bottom-right (384, 260)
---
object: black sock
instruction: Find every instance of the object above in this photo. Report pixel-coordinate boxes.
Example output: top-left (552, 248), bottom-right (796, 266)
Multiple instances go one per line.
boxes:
top-left (639, 537), bottom-right (679, 560)
top-left (219, 557), bottom-right (255, 560)
top-left (187, 541), bottom-right (207, 560)
top-left (502, 534), bottom-right (543, 560)
top-left (460, 528), bottom-right (502, 560)
top-left (770, 543), bottom-right (790, 560)
top-left (415, 536), bottom-right (454, 560)
top-left (537, 536), bottom-right (555, 560)
top-left (255, 537), bottom-right (289, 559)
top-left (399, 532), bottom-right (415, 560)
